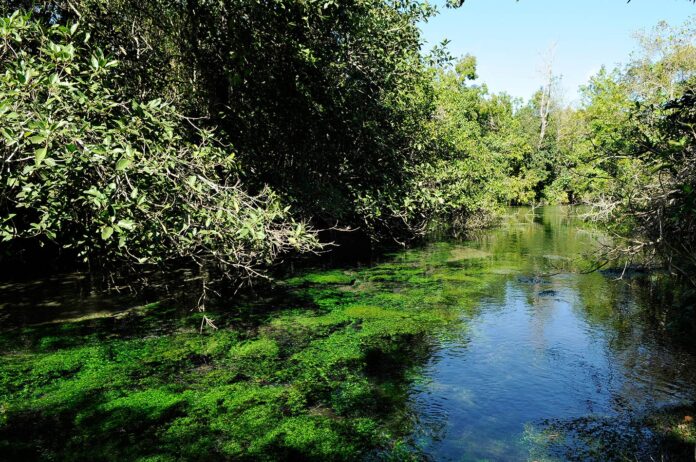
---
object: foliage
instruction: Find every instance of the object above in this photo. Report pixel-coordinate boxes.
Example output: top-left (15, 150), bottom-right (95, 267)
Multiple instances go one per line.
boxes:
top-left (494, 14), bottom-right (696, 289)
top-left (608, 84), bottom-right (696, 284)
top-left (428, 56), bottom-right (546, 209)
top-left (0, 11), bottom-right (319, 284)
top-left (2, 0), bottom-right (457, 244)
top-left (0, 0), bottom-right (514, 284)
top-left (574, 18), bottom-right (696, 283)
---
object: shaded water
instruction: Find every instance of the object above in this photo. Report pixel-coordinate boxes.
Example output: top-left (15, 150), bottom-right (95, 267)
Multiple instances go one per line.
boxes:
top-left (1, 206), bottom-right (695, 461)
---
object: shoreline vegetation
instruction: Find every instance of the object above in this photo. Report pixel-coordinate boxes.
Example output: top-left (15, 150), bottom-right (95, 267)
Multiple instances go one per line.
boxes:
top-left (0, 5), bottom-right (693, 293)
top-left (1, 2), bottom-right (696, 460)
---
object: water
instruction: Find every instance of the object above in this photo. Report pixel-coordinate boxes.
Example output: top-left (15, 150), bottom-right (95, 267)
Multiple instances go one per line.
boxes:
top-left (405, 207), bottom-right (696, 460)
top-left (1, 206), bottom-right (695, 461)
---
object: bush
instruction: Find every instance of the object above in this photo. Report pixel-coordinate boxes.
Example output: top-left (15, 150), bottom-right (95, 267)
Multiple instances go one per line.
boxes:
top-left (0, 12), bottom-right (320, 285)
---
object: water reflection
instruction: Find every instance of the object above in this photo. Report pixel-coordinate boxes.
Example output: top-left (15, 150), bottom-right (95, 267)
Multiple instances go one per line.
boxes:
top-left (0, 273), bottom-right (138, 327)
top-left (1, 207), bottom-right (693, 461)
top-left (410, 207), bottom-right (696, 461)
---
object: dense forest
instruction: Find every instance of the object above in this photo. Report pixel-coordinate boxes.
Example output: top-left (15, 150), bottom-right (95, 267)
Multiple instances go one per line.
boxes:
top-left (1, 1), bottom-right (696, 461)
top-left (2, 2), bottom-right (695, 290)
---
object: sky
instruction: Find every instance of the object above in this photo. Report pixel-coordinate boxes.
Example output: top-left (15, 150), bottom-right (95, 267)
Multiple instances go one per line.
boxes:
top-left (419, 0), bottom-right (695, 103)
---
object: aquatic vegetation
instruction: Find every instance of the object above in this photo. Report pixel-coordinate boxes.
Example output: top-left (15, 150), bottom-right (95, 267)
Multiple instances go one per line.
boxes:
top-left (0, 240), bottom-right (506, 461)
top-left (3, 208), bottom-right (696, 461)
top-left (525, 406), bottom-right (696, 462)
top-left (285, 270), bottom-right (357, 286)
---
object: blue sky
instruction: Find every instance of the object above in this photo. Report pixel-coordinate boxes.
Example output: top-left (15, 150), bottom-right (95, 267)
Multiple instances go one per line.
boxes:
top-left (419, 0), bottom-right (695, 102)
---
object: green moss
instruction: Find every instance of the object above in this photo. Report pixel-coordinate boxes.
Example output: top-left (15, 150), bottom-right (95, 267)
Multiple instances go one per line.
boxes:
top-left (286, 269), bottom-right (356, 286)
top-left (230, 337), bottom-right (280, 360)
top-left (344, 305), bottom-right (407, 319)
top-left (292, 331), bottom-right (364, 371)
top-left (0, 240), bottom-right (510, 461)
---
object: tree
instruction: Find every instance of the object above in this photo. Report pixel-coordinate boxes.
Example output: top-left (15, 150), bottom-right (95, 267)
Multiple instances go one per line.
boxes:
top-left (568, 17), bottom-right (696, 284)
top-left (537, 44), bottom-right (562, 151)
top-left (0, 11), bottom-right (320, 296)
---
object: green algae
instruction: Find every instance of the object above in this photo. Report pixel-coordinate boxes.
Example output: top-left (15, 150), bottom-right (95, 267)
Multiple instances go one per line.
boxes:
top-left (285, 269), bottom-right (357, 286)
top-left (0, 238), bottom-right (511, 461)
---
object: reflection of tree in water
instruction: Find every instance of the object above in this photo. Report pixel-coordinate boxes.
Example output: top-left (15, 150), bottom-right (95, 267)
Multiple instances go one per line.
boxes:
top-left (529, 409), bottom-right (696, 462)
top-left (0, 274), bottom-right (137, 327)
top-left (417, 207), bottom-right (696, 461)
top-left (574, 273), bottom-right (696, 406)
top-left (528, 255), bottom-right (696, 461)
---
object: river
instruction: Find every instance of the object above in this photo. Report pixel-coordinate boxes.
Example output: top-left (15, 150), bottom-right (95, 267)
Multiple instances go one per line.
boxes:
top-left (1, 206), bottom-right (695, 461)
top-left (403, 207), bottom-right (696, 460)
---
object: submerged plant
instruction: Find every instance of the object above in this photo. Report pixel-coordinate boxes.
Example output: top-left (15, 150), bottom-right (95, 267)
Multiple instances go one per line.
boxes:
top-left (0, 242), bottom-right (501, 460)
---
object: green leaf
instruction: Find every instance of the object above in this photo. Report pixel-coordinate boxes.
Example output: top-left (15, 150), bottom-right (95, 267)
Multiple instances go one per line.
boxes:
top-left (23, 69), bottom-right (33, 84)
top-left (117, 219), bottom-right (135, 230)
top-left (101, 226), bottom-right (114, 240)
top-left (34, 148), bottom-right (47, 165)
top-left (116, 157), bottom-right (131, 171)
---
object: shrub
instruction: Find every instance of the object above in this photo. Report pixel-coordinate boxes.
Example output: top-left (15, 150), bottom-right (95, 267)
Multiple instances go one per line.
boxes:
top-left (0, 11), bottom-right (320, 286)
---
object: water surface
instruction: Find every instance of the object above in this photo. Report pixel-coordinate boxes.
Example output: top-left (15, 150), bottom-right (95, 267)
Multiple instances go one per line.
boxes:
top-left (404, 207), bottom-right (696, 460)
top-left (1, 207), bottom-right (695, 461)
